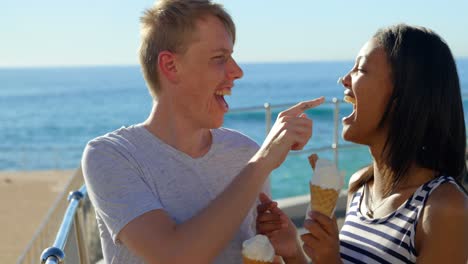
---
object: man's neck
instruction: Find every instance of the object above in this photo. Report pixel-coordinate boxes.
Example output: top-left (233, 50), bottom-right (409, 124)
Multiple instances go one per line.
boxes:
top-left (143, 103), bottom-right (212, 158)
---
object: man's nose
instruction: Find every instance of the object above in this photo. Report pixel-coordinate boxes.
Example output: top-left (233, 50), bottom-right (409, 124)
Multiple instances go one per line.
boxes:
top-left (228, 58), bottom-right (243, 80)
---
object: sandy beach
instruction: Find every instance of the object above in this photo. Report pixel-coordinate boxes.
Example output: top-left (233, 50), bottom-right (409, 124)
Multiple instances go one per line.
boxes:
top-left (0, 169), bottom-right (74, 264)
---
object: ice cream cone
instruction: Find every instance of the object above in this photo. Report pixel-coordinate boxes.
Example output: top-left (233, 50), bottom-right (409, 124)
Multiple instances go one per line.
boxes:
top-left (242, 256), bottom-right (274, 264)
top-left (308, 153), bottom-right (318, 170)
top-left (309, 183), bottom-right (339, 217)
top-left (242, 235), bottom-right (275, 264)
top-left (307, 153), bottom-right (340, 216)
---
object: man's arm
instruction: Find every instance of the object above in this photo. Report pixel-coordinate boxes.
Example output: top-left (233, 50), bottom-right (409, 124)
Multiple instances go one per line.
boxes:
top-left (119, 161), bottom-right (270, 263)
top-left (118, 98), bottom-right (324, 263)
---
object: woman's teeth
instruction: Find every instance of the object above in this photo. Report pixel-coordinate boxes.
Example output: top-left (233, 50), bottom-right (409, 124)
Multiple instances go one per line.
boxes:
top-left (344, 95), bottom-right (356, 105)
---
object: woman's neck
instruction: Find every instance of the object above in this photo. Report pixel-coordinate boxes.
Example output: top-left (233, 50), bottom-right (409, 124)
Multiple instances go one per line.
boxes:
top-left (371, 161), bottom-right (436, 200)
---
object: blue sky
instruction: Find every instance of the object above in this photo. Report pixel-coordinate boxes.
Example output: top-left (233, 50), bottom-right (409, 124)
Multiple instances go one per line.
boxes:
top-left (2, 0), bottom-right (467, 67)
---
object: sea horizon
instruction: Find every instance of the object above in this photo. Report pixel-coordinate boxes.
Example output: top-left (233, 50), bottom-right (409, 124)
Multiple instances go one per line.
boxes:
top-left (2, 57), bottom-right (468, 69)
top-left (2, 60), bottom-right (468, 198)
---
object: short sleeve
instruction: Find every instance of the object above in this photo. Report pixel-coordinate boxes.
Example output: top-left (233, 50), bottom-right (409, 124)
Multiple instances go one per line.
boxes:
top-left (82, 138), bottom-right (163, 243)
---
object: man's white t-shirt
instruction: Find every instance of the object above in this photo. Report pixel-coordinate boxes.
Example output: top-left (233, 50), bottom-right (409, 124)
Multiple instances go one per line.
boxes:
top-left (82, 124), bottom-right (270, 263)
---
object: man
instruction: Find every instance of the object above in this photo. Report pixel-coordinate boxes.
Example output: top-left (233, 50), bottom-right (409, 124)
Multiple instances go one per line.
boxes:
top-left (82, 0), bottom-right (324, 263)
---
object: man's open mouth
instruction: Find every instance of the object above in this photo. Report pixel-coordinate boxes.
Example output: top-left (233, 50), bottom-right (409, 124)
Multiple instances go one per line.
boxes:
top-left (214, 89), bottom-right (231, 111)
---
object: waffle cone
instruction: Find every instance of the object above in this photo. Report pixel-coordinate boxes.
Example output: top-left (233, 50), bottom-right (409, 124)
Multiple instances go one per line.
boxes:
top-left (242, 256), bottom-right (273, 264)
top-left (309, 183), bottom-right (339, 217)
top-left (308, 153), bottom-right (318, 170)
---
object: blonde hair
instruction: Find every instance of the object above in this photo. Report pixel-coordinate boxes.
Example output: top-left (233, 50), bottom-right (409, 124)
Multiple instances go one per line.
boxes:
top-left (139, 0), bottom-right (235, 98)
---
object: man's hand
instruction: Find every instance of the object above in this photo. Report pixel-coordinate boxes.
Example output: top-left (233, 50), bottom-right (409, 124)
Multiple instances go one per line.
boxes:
top-left (254, 97), bottom-right (325, 170)
top-left (256, 193), bottom-right (301, 259)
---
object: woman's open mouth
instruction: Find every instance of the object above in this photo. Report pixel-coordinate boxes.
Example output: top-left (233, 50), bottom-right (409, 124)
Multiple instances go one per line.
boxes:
top-left (343, 93), bottom-right (356, 123)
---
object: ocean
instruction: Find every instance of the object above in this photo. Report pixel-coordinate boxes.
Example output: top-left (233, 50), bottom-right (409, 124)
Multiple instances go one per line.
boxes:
top-left (1, 60), bottom-right (467, 199)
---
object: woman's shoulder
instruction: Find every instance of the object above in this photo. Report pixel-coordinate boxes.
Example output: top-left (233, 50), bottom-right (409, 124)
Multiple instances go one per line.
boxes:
top-left (425, 178), bottom-right (468, 214)
top-left (349, 167), bottom-right (370, 186)
top-left (416, 177), bottom-right (468, 260)
top-left (420, 177), bottom-right (468, 233)
top-left (346, 166), bottom-right (371, 203)
top-left (347, 166), bottom-right (372, 193)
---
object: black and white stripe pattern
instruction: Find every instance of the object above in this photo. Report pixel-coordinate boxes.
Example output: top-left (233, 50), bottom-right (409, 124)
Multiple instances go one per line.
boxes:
top-left (339, 176), bottom-right (456, 263)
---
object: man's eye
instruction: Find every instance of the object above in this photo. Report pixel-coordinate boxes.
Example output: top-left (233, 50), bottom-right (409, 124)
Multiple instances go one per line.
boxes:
top-left (213, 55), bottom-right (229, 64)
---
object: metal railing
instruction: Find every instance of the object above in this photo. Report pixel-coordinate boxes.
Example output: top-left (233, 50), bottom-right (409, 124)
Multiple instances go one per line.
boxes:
top-left (16, 169), bottom-right (101, 264)
top-left (238, 97), bottom-right (357, 168)
top-left (40, 185), bottom-right (89, 264)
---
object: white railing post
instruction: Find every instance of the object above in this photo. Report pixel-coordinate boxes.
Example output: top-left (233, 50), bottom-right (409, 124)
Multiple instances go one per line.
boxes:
top-left (332, 98), bottom-right (340, 168)
top-left (264, 102), bottom-right (272, 135)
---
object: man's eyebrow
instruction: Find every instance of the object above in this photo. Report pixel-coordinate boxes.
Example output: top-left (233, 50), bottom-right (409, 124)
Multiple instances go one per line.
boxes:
top-left (210, 48), bottom-right (233, 53)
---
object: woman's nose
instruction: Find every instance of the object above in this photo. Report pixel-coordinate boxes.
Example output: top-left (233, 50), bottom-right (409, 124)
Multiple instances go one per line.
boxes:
top-left (340, 73), bottom-right (351, 89)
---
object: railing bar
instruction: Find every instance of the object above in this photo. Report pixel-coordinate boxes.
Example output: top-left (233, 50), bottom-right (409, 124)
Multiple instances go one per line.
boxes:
top-left (53, 200), bottom-right (80, 249)
top-left (287, 143), bottom-right (362, 156)
top-left (228, 107), bottom-right (267, 113)
top-left (79, 185), bottom-right (87, 197)
top-left (229, 99), bottom-right (343, 113)
top-left (39, 182), bottom-right (87, 263)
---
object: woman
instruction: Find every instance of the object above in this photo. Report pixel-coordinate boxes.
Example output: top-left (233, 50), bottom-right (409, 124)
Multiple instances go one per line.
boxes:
top-left (257, 24), bottom-right (468, 264)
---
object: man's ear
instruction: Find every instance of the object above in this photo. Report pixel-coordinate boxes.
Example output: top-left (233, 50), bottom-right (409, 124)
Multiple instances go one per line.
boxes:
top-left (158, 51), bottom-right (178, 83)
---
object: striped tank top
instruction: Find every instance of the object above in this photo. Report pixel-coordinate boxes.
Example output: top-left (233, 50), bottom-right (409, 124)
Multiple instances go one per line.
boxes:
top-left (339, 175), bottom-right (457, 264)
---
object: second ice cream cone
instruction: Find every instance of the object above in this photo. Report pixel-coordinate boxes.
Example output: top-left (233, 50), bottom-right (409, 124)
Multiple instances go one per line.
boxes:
top-left (242, 235), bottom-right (275, 264)
top-left (310, 183), bottom-right (339, 217)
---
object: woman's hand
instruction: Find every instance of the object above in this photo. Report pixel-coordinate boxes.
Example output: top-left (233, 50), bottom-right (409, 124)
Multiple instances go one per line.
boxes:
top-left (300, 211), bottom-right (342, 264)
top-left (256, 193), bottom-right (302, 259)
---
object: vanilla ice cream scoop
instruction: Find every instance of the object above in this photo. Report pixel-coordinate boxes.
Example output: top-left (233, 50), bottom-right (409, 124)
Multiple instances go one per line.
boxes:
top-left (242, 234), bottom-right (275, 263)
top-left (310, 158), bottom-right (344, 190)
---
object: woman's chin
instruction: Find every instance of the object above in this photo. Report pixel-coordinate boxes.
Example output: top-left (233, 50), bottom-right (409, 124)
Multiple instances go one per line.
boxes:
top-left (342, 126), bottom-right (359, 144)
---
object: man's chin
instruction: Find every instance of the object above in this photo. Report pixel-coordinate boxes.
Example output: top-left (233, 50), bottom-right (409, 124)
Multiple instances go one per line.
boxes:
top-left (205, 118), bottom-right (224, 129)
top-left (212, 120), bottom-right (224, 129)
